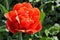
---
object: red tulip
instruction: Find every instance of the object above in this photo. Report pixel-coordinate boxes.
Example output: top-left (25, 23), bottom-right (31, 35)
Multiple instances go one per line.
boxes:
top-left (4, 2), bottom-right (42, 34)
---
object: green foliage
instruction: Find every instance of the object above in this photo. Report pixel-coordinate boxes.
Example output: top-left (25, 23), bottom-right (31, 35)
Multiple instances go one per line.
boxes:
top-left (40, 10), bottom-right (45, 23)
top-left (45, 29), bottom-right (49, 36)
top-left (49, 23), bottom-right (60, 35)
top-left (0, 4), bottom-right (8, 13)
top-left (0, 0), bottom-right (60, 40)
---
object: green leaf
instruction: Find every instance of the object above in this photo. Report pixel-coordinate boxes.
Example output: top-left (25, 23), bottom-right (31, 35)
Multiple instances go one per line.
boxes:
top-left (18, 32), bottom-right (22, 40)
top-left (49, 25), bottom-right (60, 35)
top-left (40, 10), bottom-right (45, 23)
top-left (0, 32), bottom-right (9, 40)
top-left (7, 36), bottom-right (12, 40)
top-left (0, 4), bottom-right (8, 13)
top-left (25, 34), bottom-right (31, 40)
top-left (31, 0), bottom-right (36, 7)
top-left (40, 37), bottom-right (52, 40)
top-left (0, 0), bottom-right (4, 4)
top-left (0, 33), bottom-right (4, 40)
top-left (5, 0), bottom-right (9, 11)
top-left (0, 25), bottom-right (9, 32)
top-left (51, 36), bottom-right (58, 40)
top-left (40, 37), bottom-right (58, 40)
top-left (45, 29), bottom-right (49, 36)
top-left (0, 20), bottom-right (5, 26)
top-left (8, 0), bottom-right (12, 4)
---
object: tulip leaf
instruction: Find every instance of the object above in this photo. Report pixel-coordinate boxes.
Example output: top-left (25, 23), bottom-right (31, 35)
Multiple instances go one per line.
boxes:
top-left (40, 10), bottom-right (45, 23)
top-left (4, 0), bottom-right (9, 11)
top-left (0, 4), bottom-right (8, 13)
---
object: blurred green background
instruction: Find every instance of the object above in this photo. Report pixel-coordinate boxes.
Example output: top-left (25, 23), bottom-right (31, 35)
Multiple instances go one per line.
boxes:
top-left (0, 0), bottom-right (60, 40)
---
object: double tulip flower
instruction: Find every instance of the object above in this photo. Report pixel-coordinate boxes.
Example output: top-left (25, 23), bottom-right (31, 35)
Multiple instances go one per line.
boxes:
top-left (4, 2), bottom-right (42, 34)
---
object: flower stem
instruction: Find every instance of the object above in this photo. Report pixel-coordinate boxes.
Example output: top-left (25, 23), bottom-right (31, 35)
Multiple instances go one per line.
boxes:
top-left (18, 32), bottom-right (22, 40)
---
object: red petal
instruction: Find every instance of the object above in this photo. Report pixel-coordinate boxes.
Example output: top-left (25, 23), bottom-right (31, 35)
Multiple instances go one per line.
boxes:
top-left (6, 10), bottom-right (17, 21)
top-left (13, 3), bottom-right (23, 10)
top-left (4, 13), bottom-right (12, 21)
top-left (6, 20), bottom-right (18, 34)
top-left (32, 8), bottom-right (40, 20)
top-left (35, 23), bottom-right (42, 32)
top-left (22, 2), bottom-right (32, 8)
